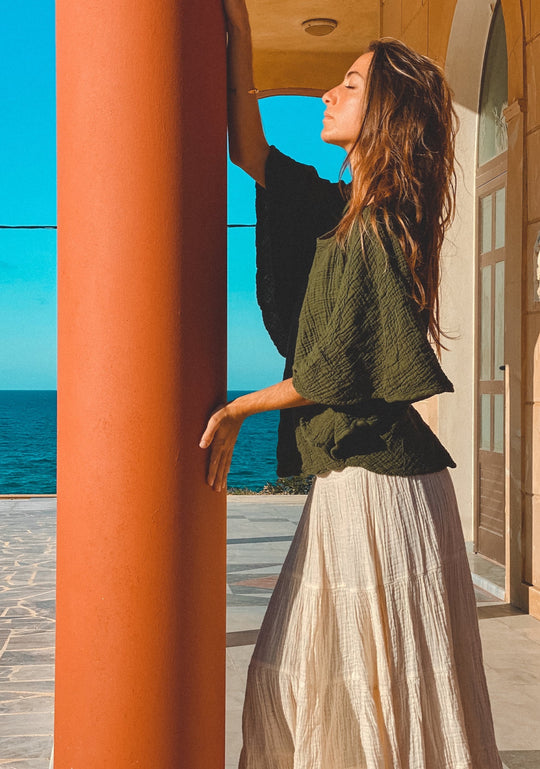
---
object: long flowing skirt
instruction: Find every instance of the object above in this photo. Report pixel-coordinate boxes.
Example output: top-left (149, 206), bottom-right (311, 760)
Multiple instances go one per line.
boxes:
top-left (238, 466), bottom-right (503, 769)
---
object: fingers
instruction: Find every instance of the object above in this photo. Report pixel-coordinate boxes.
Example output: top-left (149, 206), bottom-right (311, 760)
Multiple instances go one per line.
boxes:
top-left (199, 404), bottom-right (242, 492)
top-left (207, 441), bottom-right (221, 488)
top-left (216, 447), bottom-right (234, 493)
top-left (207, 440), bottom-right (234, 492)
top-left (199, 422), bottom-right (215, 450)
top-left (199, 410), bottom-right (222, 449)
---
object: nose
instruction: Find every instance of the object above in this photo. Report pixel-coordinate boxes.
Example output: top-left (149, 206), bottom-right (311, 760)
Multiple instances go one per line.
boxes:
top-left (322, 86), bottom-right (337, 105)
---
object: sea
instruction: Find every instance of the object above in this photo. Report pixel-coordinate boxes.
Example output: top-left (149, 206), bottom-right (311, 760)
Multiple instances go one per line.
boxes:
top-left (0, 390), bottom-right (279, 495)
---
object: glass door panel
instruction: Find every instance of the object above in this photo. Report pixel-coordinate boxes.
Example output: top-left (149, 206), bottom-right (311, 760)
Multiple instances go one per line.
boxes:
top-left (481, 196), bottom-right (493, 254)
top-left (481, 264), bottom-right (492, 380)
top-left (480, 393), bottom-right (492, 451)
top-left (493, 394), bottom-right (504, 453)
top-left (495, 187), bottom-right (506, 249)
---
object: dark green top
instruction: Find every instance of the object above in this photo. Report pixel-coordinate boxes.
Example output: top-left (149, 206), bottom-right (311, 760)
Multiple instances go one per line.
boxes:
top-left (256, 146), bottom-right (456, 478)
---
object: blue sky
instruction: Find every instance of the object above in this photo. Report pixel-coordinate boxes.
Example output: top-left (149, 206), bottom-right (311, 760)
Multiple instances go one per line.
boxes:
top-left (1, 2), bottom-right (348, 391)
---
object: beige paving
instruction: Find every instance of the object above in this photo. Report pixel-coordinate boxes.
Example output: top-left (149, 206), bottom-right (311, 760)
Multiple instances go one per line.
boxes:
top-left (1, 496), bottom-right (538, 768)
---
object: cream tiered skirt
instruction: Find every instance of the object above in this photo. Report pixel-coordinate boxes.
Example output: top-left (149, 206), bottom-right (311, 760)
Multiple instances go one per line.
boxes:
top-left (239, 466), bottom-right (503, 769)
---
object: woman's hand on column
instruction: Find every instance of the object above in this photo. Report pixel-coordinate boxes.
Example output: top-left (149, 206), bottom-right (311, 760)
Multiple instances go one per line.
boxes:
top-left (199, 380), bottom-right (313, 492)
top-left (199, 402), bottom-right (245, 493)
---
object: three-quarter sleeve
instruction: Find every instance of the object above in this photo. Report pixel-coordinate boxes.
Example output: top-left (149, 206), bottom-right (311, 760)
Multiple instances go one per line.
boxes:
top-left (255, 146), bottom-right (346, 357)
top-left (292, 221), bottom-right (454, 407)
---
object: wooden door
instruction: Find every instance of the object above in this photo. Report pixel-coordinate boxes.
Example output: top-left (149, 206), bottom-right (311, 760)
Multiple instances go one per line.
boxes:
top-left (476, 158), bottom-right (507, 564)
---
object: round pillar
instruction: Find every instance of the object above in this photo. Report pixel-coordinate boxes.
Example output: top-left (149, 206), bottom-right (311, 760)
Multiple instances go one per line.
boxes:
top-left (55, 1), bottom-right (227, 766)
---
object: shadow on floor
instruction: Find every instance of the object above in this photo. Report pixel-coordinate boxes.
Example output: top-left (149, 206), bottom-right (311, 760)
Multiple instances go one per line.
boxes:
top-left (477, 603), bottom-right (526, 620)
top-left (500, 751), bottom-right (540, 769)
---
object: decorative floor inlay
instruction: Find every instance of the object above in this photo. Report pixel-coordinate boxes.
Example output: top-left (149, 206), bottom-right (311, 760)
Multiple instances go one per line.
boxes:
top-left (231, 575), bottom-right (279, 590)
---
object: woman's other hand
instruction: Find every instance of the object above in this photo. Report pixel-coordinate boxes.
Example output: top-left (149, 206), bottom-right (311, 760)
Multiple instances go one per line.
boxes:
top-left (199, 402), bottom-right (245, 492)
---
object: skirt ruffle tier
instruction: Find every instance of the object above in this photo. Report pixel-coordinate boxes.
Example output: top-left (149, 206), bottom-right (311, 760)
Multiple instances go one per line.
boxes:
top-left (238, 466), bottom-right (503, 769)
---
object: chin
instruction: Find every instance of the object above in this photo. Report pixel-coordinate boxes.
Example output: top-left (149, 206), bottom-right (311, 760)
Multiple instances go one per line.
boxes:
top-left (321, 129), bottom-right (336, 145)
top-left (321, 131), bottom-right (346, 150)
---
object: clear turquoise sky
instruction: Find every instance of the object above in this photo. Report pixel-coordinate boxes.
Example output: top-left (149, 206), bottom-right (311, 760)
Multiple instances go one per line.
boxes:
top-left (0, 1), bottom-right (348, 391)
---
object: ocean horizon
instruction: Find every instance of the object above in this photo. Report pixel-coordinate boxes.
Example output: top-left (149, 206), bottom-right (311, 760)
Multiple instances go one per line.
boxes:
top-left (0, 390), bottom-right (279, 495)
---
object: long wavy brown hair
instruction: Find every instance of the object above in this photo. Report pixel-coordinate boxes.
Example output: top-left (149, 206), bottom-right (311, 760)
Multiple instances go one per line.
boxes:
top-left (336, 38), bottom-right (458, 356)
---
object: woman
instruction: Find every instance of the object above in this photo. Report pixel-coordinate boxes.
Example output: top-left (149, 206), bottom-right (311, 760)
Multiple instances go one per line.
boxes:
top-left (200, 2), bottom-right (504, 767)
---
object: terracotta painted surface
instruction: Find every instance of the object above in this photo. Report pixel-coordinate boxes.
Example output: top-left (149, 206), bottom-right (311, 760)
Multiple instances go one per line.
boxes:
top-left (55, 1), bottom-right (227, 766)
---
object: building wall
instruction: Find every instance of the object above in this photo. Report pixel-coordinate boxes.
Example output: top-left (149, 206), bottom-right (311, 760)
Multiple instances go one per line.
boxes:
top-left (382, 0), bottom-right (491, 541)
top-left (522, 0), bottom-right (540, 615)
top-left (439, 0), bottom-right (491, 541)
top-left (383, 0), bottom-right (540, 615)
top-left (439, 0), bottom-right (494, 544)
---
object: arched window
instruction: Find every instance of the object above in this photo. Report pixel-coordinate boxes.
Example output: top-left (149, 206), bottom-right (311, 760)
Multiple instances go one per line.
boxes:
top-left (478, 2), bottom-right (508, 167)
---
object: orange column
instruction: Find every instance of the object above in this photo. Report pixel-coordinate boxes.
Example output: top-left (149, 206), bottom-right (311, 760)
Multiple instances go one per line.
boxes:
top-left (55, 2), bottom-right (227, 767)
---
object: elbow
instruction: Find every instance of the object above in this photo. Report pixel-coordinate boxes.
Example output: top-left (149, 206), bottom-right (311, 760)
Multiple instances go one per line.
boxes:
top-left (228, 147), bottom-right (245, 171)
top-left (228, 143), bottom-right (269, 186)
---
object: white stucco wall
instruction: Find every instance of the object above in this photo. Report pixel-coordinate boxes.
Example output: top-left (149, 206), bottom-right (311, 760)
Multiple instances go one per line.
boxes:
top-left (440, 0), bottom-right (495, 540)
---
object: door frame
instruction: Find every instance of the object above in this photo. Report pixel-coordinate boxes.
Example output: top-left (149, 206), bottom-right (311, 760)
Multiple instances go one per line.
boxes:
top-left (474, 153), bottom-right (507, 564)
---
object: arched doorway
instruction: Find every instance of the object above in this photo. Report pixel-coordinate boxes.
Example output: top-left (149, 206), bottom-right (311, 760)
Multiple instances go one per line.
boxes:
top-left (475, 1), bottom-right (508, 565)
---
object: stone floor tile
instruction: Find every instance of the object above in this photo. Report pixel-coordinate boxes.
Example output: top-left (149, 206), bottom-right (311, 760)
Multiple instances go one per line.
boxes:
top-left (226, 607), bottom-right (266, 633)
top-left (226, 686), bottom-right (247, 710)
top-left (0, 693), bottom-right (54, 714)
top-left (0, 735), bottom-right (52, 760)
top-left (227, 562), bottom-right (282, 573)
top-left (4, 633), bottom-right (55, 651)
top-left (0, 760), bottom-right (54, 768)
top-left (488, 683), bottom-right (540, 750)
top-left (0, 666), bottom-right (54, 683)
top-left (228, 519), bottom-right (298, 538)
top-left (0, 711), bottom-right (53, 737)
top-left (226, 629), bottom-right (260, 648)
top-left (227, 645), bottom-right (256, 677)
top-left (226, 707), bottom-right (244, 767)
top-left (0, 651), bottom-right (55, 667)
top-left (0, 682), bottom-right (54, 694)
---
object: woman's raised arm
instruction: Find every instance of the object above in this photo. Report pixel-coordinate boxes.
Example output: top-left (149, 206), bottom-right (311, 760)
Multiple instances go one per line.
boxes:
top-left (224, 0), bottom-right (269, 186)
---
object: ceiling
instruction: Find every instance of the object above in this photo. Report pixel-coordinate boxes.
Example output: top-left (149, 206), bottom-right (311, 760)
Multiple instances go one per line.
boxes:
top-left (246, 0), bottom-right (381, 95)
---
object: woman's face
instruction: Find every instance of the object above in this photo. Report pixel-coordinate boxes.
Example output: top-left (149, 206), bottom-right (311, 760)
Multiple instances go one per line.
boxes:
top-left (321, 52), bottom-right (373, 152)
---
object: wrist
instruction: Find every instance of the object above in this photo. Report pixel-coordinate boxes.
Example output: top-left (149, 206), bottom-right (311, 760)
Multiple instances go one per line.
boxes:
top-left (226, 395), bottom-right (252, 420)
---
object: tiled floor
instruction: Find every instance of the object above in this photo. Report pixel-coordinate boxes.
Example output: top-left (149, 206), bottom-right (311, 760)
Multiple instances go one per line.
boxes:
top-left (0, 497), bottom-right (55, 768)
top-left (1, 496), bottom-right (539, 769)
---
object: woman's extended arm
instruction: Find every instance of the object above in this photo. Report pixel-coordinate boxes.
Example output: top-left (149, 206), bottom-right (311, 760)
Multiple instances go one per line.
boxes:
top-left (199, 378), bottom-right (313, 492)
top-left (224, 0), bottom-right (269, 185)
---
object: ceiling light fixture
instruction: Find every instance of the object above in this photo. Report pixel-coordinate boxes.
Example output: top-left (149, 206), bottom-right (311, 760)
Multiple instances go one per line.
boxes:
top-left (302, 18), bottom-right (338, 36)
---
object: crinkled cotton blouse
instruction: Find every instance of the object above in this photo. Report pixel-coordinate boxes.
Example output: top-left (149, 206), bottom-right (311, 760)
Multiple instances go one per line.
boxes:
top-left (255, 146), bottom-right (456, 478)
